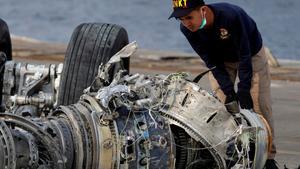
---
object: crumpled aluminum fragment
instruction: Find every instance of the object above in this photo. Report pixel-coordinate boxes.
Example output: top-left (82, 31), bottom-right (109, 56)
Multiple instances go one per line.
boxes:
top-left (97, 41), bottom-right (138, 82)
top-left (96, 84), bottom-right (130, 108)
top-left (108, 41), bottom-right (137, 64)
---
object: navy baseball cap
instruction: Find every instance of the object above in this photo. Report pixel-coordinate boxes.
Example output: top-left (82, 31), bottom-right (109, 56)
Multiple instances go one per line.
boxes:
top-left (169, 0), bottom-right (205, 19)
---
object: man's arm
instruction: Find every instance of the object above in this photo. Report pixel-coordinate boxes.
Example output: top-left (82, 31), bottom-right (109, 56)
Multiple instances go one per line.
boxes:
top-left (235, 13), bottom-right (254, 109)
top-left (181, 25), bottom-right (235, 97)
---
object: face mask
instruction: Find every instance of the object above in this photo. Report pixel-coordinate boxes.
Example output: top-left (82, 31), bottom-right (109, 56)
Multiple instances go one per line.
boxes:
top-left (199, 10), bottom-right (207, 30)
top-left (199, 18), bottom-right (207, 29)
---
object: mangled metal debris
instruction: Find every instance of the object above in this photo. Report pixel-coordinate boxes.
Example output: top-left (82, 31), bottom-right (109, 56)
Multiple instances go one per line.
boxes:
top-left (0, 42), bottom-right (270, 169)
top-left (2, 61), bottom-right (62, 115)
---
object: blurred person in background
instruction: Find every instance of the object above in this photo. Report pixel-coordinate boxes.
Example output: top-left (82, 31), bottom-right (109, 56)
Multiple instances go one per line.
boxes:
top-left (0, 18), bottom-right (12, 111)
top-left (0, 18), bottom-right (12, 60)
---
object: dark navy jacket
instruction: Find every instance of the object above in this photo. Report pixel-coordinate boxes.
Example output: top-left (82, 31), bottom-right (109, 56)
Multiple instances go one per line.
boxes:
top-left (181, 3), bottom-right (262, 96)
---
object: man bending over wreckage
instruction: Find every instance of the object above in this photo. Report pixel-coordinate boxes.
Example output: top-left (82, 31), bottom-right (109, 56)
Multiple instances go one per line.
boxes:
top-left (169, 0), bottom-right (278, 168)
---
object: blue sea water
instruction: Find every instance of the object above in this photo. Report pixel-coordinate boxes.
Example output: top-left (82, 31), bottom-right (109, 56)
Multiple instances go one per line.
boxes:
top-left (0, 0), bottom-right (299, 60)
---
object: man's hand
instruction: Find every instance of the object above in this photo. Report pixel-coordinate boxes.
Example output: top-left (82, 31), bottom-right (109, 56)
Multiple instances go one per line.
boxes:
top-left (225, 90), bottom-right (237, 103)
top-left (225, 91), bottom-right (240, 114)
top-left (237, 91), bottom-right (253, 109)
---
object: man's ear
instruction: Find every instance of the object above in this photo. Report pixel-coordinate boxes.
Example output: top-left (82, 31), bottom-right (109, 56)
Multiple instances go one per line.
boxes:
top-left (201, 6), bottom-right (207, 15)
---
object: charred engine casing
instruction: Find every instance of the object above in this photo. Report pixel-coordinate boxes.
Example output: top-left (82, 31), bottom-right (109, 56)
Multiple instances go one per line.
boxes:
top-left (0, 42), bottom-right (270, 169)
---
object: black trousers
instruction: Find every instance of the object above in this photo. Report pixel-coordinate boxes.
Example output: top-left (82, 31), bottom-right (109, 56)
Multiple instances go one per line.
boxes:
top-left (0, 18), bottom-right (12, 109)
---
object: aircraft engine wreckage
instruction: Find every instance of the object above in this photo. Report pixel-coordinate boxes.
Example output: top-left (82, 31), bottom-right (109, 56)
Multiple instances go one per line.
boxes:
top-left (0, 31), bottom-right (271, 169)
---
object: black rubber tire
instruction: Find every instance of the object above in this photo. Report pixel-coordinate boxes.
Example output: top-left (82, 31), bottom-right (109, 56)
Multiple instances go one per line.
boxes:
top-left (57, 23), bottom-right (129, 106)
